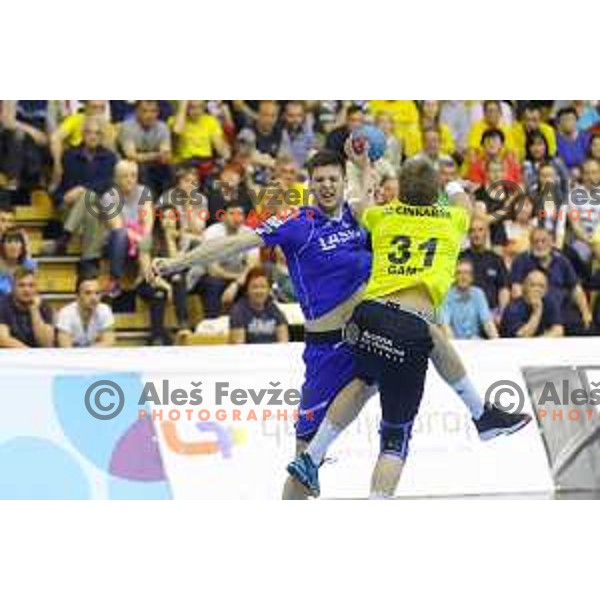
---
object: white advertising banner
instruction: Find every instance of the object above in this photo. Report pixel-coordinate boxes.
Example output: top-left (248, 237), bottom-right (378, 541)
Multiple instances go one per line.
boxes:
top-left (3, 338), bottom-right (598, 499)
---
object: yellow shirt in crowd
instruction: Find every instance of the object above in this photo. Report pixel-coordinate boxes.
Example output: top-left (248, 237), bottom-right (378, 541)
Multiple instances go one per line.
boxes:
top-left (169, 114), bottom-right (224, 161)
top-left (368, 100), bottom-right (420, 142)
top-left (58, 113), bottom-right (116, 149)
top-left (403, 123), bottom-right (456, 157)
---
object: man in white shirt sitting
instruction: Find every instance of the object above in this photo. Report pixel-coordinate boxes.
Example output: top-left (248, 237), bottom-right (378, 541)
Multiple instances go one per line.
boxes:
top-left (56, 275), bottom-right (115, 347)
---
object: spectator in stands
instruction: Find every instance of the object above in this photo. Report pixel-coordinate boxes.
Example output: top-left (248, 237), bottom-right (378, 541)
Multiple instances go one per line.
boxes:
top-left (588, 133), bottom-right (600, 161)
top-left (578, 101), bottom-right (600, 133)
top-left (0, 205), bottom-right (15, 236)
top-left (473, 158), bottom-right (518, 249)
top-left (207, 163), bottom-right (254, 226)
top-left (229, 267), bottom-right (289, 344)
top-left (244, 100), bottom-right (282, 165)
top-left (413, 127), bottom-right (453, 170)
top-left (119, 100), bottom-right (172, 196)
top-left (532, 162), bottom-right (568, 248)
top-left (0, 229), bottom-right (36, 296)
top-left (137, 205), bottom-right (191, 345)
top-left (511, 227), bottom-right (592, 333)
top-left (440, 100), bottom-right (471, 156)
top-left (586, 230), bottom-right (600, 332)
top-left (198, 202), bottom-right (261, 319)
top-left (54, 116), bottom-right (116, 209)
top-left (511, 103), bottom-right (557, 162)
top-left (325, 105), bottom-right (364, 158)
top-left (51, 101), bottom-right (115, 187)
top-left (437, 157), bottom-right (459, 190)
top-left (0, 101), bottom-right (54, 198)
top-left (567, 158), bottom-right (600, 270)
top-left (377, 175), bottom-right (399, 205)
top-left (556, 107), bottom-right (590, 172)
top-left (0, 266), bottom-right (54, 348)
top-left (466, 129), bottom-right (521, 187)
top-left (97, 160), bottom-right (154, 298)
top-left (157, 166), bottom-right (207, 251)
top-left (440, 259), bottom-right (498, 339)
top-left (171, 100), bottom-right (230, 168)
top-left (368, 100), bottom-right (420, 144)
top-left (50, 116), bottom-right (117, 255)
top-left (467, 101), bottom-right (514, 158)
top-left (279, 101), bottom-right (315, 168)
top-left (56, 275), bottom-right (115, 347)
top-left (460, 217), bottom-right (510, 317)
top-left (500, 269), bottom-right (563, 338)
top-left (375, 112), bottom-right (402, 174)
top-left (522, 131), bottom-right (570, 197)
top-left (499, 194), bottom-right (536, 265)
top-left (404, 100), bottom-right (455, 159)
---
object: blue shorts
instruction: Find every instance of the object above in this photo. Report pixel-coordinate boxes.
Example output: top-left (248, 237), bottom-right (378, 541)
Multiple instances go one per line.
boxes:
top-left (296, 339), bottom-right (359, 441)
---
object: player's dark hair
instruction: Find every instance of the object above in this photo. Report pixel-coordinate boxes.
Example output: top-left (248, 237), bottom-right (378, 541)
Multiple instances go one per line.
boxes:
top-left (307, 150), bottom-right (346, 177)
top-left (399, 159), bottom-right (439, 206)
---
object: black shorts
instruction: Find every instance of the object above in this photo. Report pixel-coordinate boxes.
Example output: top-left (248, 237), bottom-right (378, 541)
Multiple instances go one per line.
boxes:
top-left (345, 300), bottom-right (433, 428)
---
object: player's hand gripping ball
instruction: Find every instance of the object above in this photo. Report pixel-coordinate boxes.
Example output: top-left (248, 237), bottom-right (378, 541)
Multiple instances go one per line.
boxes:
top-left (350, 125), bottom-right (387, 162)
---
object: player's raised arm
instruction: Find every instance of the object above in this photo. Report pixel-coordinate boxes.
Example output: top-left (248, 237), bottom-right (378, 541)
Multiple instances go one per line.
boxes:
top-left (148, 229), bottom-right (264, 282)
top-left (345, 136), bottom-right (377, 222)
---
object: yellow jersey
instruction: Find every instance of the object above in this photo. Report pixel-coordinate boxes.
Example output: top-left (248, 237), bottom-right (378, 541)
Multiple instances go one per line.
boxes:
top-left (361, 200), bottom-right (469, 307)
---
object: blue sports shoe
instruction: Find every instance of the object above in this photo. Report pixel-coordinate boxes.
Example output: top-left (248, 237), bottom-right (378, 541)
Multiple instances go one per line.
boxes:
top-left (287, 452), bottom-right (320, 497)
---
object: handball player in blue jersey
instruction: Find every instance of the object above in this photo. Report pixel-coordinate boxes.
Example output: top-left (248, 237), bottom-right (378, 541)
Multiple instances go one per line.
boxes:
top-left (150, 147), bottom-right (528, 499)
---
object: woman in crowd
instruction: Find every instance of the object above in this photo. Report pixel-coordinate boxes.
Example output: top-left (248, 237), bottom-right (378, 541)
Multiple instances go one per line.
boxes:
top-left (229, 267), bottom-right (288, 344)
top-left (136, 204), bottom-right (193, 345)
top-left (500, 195), bottom-right (536, 266)
top-left (522, 131), bottom-right (570, 196)
top-left (588, 133), bottom-right (600, 162)
top-left (0, 229), bottom-right (36, 295)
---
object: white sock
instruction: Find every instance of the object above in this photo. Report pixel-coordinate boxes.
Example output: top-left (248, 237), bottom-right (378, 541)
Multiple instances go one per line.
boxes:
top-left (306, 418), bottom-right (342, 465)
top-left (451, 376), bottom-right (484, 420)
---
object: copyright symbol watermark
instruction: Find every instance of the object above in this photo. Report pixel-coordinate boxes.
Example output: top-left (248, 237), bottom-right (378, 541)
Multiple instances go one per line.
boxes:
top-left (484, 179), bottom-right (526, 221)
top-left (84, 187), bottom-right (125, 222)
top-left (484, 379), bottom-right (525, 413)
top-left (85, 380), bottom-right (125, 420)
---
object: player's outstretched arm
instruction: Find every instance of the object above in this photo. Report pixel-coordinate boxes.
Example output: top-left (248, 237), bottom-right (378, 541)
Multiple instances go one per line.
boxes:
top-left (148, 230), bottom-right (264, 282)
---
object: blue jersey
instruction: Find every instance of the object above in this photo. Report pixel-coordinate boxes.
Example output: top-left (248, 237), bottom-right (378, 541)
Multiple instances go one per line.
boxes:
top-left (255, 204), bottom-right (372, 320)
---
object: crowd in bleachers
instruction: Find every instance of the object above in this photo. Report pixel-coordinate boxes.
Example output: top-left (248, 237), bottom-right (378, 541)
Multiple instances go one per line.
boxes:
top-left (1, 100), bottom-right (600, 347)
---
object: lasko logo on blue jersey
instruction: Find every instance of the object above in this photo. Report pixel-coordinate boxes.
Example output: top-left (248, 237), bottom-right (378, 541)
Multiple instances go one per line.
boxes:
top-left (318, 228), bottom-right (363, 251)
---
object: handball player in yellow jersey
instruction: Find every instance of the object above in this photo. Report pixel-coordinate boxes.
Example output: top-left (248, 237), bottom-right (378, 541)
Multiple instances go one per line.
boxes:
top-left (287, 158), bottom-right (531, 498)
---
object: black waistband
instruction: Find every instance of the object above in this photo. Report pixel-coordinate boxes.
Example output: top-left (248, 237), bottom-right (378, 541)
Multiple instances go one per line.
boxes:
top-left (304, 329), bottom-right (345, 344)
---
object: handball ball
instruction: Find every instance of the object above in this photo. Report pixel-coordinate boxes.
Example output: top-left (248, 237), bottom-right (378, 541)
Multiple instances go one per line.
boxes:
top-left (351, 125), bottom-right (387, 162)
